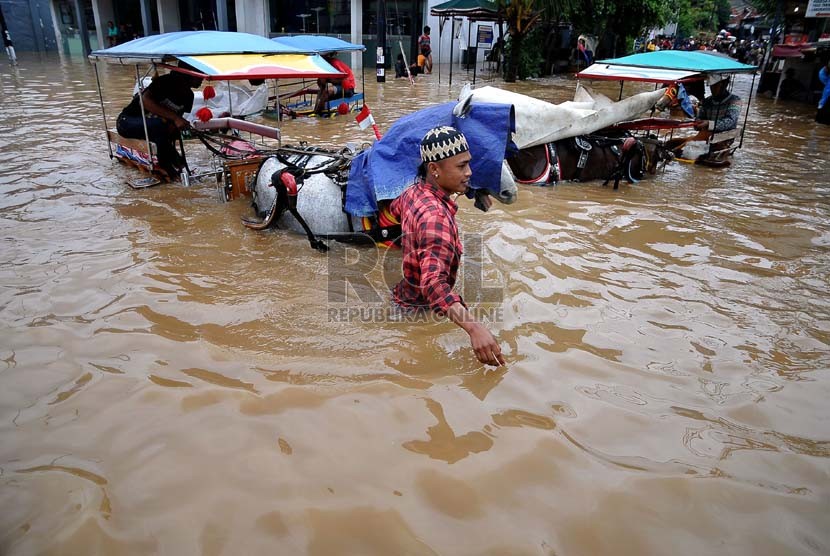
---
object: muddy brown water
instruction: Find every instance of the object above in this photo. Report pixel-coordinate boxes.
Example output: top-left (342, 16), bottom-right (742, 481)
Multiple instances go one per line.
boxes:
top-left (1, 53), bottom-right (829, 555)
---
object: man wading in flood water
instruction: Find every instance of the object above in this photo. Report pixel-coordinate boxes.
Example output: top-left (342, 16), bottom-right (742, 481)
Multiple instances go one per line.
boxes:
top-left (390, 126), bottom-right (506, 367)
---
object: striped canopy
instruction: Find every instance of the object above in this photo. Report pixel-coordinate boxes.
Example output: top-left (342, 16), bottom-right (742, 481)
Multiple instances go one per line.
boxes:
top-left (174, 53), bottom-right (345, 80)
top-left (597, 51), bottom-right (757, 73)
top-left (89, 31), bottom-right (301, 63)
top-left (578, 50), bottom-right (756, 83)
top-left (272, 35), bottom-right (366, 53)
top-left (577, 64), bottom-right (700, 83)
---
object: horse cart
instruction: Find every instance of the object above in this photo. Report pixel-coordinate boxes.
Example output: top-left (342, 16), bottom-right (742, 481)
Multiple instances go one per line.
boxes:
top-left (88, 31), bottom-right (524, 250)
top-left (266, 35), bottom-right (367, 119)
top-left (576, 51), bottom-right (758, 167)
top-left (89, 30), bottom-right (346, 191)
top-left (88, 32), bottom-right (692, 251)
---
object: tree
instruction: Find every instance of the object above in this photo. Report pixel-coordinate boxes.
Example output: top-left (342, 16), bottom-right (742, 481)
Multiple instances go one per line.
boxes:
top-left (496, 0), bottom-right (544, 82)
top-left (673, 0), bottom-right (732, 39)
top-left (568, 0), bottom-right (670, 57)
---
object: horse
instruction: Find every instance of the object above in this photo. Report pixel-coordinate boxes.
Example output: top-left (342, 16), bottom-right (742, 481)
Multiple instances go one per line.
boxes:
top-left (243, 145), bottom-right (519, 251)
top-left (506, 133), bottom-right (673, 189)
top-left (653, 81), bottom-right (703, 117)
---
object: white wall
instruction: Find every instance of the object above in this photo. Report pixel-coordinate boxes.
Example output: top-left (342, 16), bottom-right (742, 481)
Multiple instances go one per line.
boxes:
top-left (235, 0), bottom-right (270, 36)
top-left (157, 0), bottom-right (181, 33)
top-left (91, 0), bottom-right (116, 50)
top-left (424, 3), bottom-right (504, 68)
top-left (351, 0), bottom-right (363, 71)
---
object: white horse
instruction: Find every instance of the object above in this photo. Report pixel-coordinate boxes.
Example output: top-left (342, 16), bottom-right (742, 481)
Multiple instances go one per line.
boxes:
top-left (245, 145), bottom-right (519, 249)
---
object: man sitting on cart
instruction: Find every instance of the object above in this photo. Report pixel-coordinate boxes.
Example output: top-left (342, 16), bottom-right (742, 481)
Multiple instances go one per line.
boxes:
top-left (314, 52), bottom-right (356, 114)
top-left (667, 73), bottom-right (741, 162)
top-left (116, 62), bottom-right (203, 180)
top-left (692, 73), bottom-right (742, 160)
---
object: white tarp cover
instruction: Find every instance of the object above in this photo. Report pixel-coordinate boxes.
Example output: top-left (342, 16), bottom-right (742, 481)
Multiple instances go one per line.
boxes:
top-left (577, 63), bottom-right (699, 83)
top-left (467, 85), bottom-right (667, 149)
top-left (187, 81), bottom-right (269, 120)
top-left (132, 78), bottom-right (269, 120)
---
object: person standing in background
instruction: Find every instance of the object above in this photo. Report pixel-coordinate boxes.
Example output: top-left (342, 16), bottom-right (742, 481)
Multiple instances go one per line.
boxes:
top-left (1, 5), bottom-right (16, 66)
top-left (107, 21), bottom-right (118, 47)
top-left (816, 59), bottom-right (830, 125)
top-left (3, 28), bottom-right (16, 65)
top-left (418, 26), bottom-right (433, 74)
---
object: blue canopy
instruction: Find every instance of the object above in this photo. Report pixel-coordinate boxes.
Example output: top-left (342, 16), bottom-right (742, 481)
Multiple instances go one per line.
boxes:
top-left (346, 101), bottom-right (515, 217)
top-left (271, 35), bottom-right (366, 54)
top-left (598, 51), bottom-right (757, 73)
top-left (90, 31), bottom-right (301, 62)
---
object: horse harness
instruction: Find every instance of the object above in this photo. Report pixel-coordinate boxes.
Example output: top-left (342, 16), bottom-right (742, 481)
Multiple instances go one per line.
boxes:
top-left (242, 146), bottom-right (351, 252)
top-left (569, 134), bottom-right (645, 189)
top-left (241, 145), bottom-right (402, 250)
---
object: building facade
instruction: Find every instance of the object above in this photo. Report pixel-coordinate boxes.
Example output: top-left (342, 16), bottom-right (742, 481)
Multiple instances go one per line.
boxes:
top-left (1, 0), bottom-right (501, 72)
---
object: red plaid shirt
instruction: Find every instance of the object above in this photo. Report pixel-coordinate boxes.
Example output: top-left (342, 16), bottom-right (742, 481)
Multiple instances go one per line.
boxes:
top-left (390, 179), bottom-right (464, 312)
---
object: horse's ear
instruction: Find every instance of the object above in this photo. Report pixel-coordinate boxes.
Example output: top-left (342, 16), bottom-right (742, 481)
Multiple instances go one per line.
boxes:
top-left (454, 84), bottom-right (474, 118)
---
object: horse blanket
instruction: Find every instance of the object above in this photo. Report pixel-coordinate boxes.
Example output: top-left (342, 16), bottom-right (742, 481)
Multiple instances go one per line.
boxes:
top-left (345, 101), bottom-right (515, 217)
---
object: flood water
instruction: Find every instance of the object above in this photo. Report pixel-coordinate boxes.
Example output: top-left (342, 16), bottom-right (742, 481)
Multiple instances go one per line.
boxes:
top-left (1, 52), bottom-right (829, 555)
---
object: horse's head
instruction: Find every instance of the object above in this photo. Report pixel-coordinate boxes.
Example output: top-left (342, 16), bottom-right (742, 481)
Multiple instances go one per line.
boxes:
top-left (654, 83), bottom-right (678, 111)
top-left (496, 160), bottom-right (519, 204)
top-left (470, 161), bottom-right (518, 211)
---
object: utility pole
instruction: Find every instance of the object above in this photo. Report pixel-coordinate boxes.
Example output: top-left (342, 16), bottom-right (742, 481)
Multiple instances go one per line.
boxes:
top-left (377, 0), bottom-right (386, 82)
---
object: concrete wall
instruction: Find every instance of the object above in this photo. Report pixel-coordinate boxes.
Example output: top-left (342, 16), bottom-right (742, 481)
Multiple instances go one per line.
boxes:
top-left (90, 0), bottom-right (113, 49)
top-left (156, 0), bottom-right (179, 33)
top-left (1, 0), bottom-right (59, 51)
top-left (235, 0), bottom-right (268, 37)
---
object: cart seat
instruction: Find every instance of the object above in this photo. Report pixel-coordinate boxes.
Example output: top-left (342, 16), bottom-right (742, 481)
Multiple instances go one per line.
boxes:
top-left (107, 130), bottom-right (158, 155)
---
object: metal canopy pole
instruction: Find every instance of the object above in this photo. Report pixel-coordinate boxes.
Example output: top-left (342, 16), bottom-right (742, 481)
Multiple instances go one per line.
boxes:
top-left (136, 64), bottom-right (154, 172)
top-left (94, 63), bottom-right (113, 159)
top-left (472, 20), bottom-right (477, 86)
top-left (739, 73), bottom-right (756, 149)
top-left (466, 18), bottom-right (472, 75)
top-left (377, 0), bottom-right (387, 82)
top-left (449, 18), bottom-right (455, 87)
top-left (438, 17), bottom-right (444, 84)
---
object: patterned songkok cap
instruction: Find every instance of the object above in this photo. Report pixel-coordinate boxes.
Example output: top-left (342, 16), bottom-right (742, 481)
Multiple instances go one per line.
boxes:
top-left (420, 126), bottom-right (469, 163)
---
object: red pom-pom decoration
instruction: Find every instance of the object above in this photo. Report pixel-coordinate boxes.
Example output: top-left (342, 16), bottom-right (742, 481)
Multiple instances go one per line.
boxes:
top-left (337, 102), bottom-right (349, 115)
top-left (202, 86), bottom-right (216, 100)
top-left (195, 107), bottom-right (213, 122)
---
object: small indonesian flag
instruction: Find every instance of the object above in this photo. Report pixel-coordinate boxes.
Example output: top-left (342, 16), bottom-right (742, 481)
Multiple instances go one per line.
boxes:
top-left (355, 105), bottom-right (375, 130)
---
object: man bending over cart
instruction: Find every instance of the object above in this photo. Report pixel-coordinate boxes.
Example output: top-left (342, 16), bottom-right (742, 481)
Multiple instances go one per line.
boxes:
top-left (116, 62), bottom-right (203, 180)
top-left (314, 52), bottom-right (355, 114)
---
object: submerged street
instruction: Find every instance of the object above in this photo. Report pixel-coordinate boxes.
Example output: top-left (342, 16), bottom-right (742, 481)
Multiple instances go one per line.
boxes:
top-left (1, 53), bottom-right (829, 555)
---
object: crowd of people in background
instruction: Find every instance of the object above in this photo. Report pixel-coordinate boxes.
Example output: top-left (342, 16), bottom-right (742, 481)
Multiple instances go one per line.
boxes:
top-left (637, 31), bottom-right (766, 67)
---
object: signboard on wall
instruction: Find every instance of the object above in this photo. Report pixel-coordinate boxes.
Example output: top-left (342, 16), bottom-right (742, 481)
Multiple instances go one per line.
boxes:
top-left (477, 25), bottom-right (493, 45)
top-left (807, 0), bottom-right (830, 17)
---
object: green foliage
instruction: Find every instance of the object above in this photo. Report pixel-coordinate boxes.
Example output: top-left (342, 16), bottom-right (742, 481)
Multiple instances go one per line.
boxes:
top-left (672, 0), bottom-right (732, 37)
top-left (503, 26), bottom-right (545, 79)
top-left (495, 0), bottom-right (736, 78)
top-left (535, 0), bottom-right (580, 22)
top-left (566, 0), bottom-right (671, 55)
top-left (496, 0), bottom-right (545, 81)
